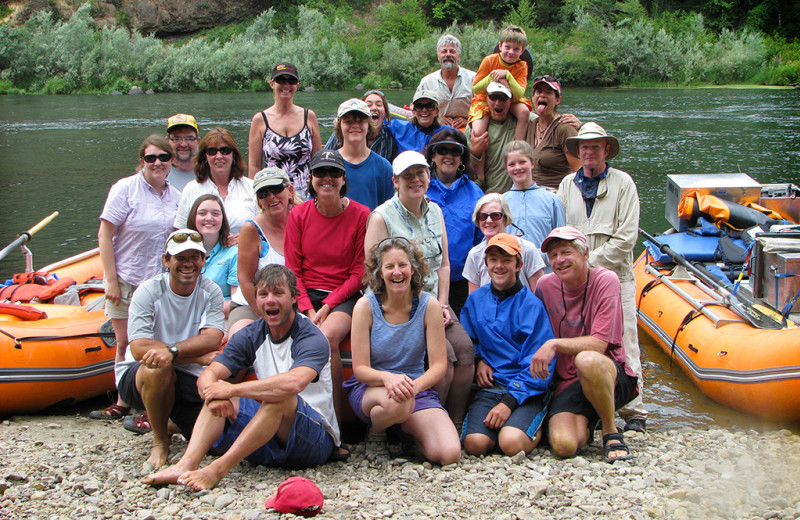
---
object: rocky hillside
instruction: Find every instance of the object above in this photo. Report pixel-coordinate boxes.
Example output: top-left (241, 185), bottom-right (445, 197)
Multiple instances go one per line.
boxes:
top-left (6, 0), bottom-right (266, 36)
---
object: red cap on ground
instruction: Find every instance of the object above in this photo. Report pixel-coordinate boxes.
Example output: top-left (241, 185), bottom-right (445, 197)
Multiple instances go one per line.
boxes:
top-left (265, 476), bottom-right (324, 517)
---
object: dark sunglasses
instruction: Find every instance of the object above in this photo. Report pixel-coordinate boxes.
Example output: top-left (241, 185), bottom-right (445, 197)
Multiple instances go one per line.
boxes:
top-left (169, 231), bottom-right (202, 244)
top-left (534, 75), bottom-right (559, 83)
top-left (205, 146), bottom-right (234, 156)
top-left (413, 102), bottom-right (436, 111)
top-left (434, 146), bottom-right (462, 157)
top-left (274, 76), bottom-right (299, 85)
top-left (488, 94), bottom-right (510, 102)
top-left (477, 211), bottom-right (504, 222)
top-left (312, 168), bottom-right (345, 179)
top-left (142, 153), bottom-right (172, 163)
top-left (257, 184), bottom-right (286, 198)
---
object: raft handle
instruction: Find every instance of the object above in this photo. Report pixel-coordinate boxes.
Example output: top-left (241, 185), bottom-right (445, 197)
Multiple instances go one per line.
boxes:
top-left (84, 346), bottom-right (101, 353)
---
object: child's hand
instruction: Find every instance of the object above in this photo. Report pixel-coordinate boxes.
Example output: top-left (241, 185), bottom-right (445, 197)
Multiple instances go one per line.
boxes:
top-left (490, 69), bottom-right (507, 82)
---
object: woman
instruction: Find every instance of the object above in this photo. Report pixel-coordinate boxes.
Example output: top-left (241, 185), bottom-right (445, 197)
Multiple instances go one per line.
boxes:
top-left (503, 140), bottom-right (565, 253)
top-left (324, 90), bottom-right (399, 163)
top-left (425, 129), bottom-right (484, 316)
top-left (387, 90), bottom-right (452, 154)
top-left (248, 62), bottom-right (322, 201)
top-left (525, 75), bottom-right (582, 190)
top-left (92, 135), bottom-right (181, 419)
top-left (325, 98), bottom-right (394, 210)
top-left (187, 194), bottom-right (238, 317)
top-left (284, 150), bottom-right (371, 426)
top-left (345, 237), bottom-right (461, 465)
top-left (174, 128), bottom-right (256, 241)
top-left (364, 151), bottom-right (474, 430)
top-left (463, 193), bottom-right (546, 293)
top-left (227, 166), bottom-right (299, 337)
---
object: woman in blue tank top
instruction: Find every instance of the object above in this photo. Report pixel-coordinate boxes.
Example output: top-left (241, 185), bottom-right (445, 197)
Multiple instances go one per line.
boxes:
top-left (343, 237), bottom-right (461, 465)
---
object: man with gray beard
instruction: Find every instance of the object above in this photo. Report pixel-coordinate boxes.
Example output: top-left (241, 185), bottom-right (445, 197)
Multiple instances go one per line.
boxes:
top-left (417, 34), bottom-right (475, 131)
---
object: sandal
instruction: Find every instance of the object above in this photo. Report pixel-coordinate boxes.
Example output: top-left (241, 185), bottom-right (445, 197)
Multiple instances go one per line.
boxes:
top-left (123, 411), bottom-right (151, 435)
top-left (329, 444), bottom-right (351, 462)
top-left (365, 432), bottom-right (390, 463)
top-left (602, 432), bottom-right (633, 464)
top-left (89, 403), bottom-right (130, 420)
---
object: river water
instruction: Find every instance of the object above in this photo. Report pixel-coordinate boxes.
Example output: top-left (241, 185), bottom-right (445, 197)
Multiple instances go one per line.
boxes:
top-left (1, 88), bottom-right (799, 429)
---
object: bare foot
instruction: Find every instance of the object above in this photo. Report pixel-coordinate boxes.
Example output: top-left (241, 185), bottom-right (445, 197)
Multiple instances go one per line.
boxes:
top-left (146, 443), bottom-right (170, 469)
top-left (142, 463), bottom-right (193, 486)
top-left (178, 466), bottom-right (224, 491)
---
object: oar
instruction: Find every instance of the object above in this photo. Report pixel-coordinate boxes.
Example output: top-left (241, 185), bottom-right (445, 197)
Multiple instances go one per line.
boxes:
top-left (0, 212), bottom-right (59, 263)
top-left (640, 228), bottom-right (784, 330)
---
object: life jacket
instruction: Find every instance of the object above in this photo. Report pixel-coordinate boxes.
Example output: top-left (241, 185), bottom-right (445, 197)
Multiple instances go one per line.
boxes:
top-left (678, 192), bottom-right (783, 230)
top-left (0, 271), bottom-right (76, 303)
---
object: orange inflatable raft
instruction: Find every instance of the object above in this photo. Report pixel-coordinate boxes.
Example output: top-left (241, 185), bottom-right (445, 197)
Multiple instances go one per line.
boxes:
top-left (0, 249), bottom-right (116, 415)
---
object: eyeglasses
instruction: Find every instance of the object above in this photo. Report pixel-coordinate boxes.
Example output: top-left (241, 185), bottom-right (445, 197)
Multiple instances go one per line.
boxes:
top-left (434, 146), bottom-right (462, 157)
top-left (534, 75), bottom-right (559, 83)
top-left (488, 94), bottom-right (510, 102)
top-left (168, 136), bottom-right (198, 143)
top-left (169, 232), bottom-right (203, 244)
top-left (478, 211), bottom-right (505, 222)
top-left (312, 168), bottom-right (345, 179)
top-left (257, 184), bottom-right (286, 198)
top-left (274, 76), bottom-right (299, 85)
top-left (142, 153), bottom-right (172, 163)
top-left (205, 147), bottom-right (234, 156)
top-left (413, 102), bottom-right (436, 111)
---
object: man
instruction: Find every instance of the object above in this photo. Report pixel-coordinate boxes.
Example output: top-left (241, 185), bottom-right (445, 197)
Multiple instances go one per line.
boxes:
top-left (116, 229), bottom-right (224, 468)
top-left (416, 34), bottom-right (476, 131)
top-left (166, 113), bottom-right (200, 192)
top-left (465, 81), bottom-right (517, 194)
top-left (460, 233), bottom-right (554, 456)
top-left (143, 264), bottom-right (340, 490)
top-left (557, 122), bottom-right (647, 433)
top-left (532, 226), bottom-right (638, 463)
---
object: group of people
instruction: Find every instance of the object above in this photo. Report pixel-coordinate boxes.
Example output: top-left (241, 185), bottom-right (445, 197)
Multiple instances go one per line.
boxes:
top-left (90, 26), bottom-right (646, 492)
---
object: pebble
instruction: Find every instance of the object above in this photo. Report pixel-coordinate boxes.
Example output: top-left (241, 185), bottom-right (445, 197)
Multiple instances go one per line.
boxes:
top-left (2, 415), bottom-right (800, 519)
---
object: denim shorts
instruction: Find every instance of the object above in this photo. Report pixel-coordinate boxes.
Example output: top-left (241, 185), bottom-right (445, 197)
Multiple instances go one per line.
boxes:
top-left (212, 396), bottom-right (334, 469)
top-left (462, 385), bottom-right (549, 443)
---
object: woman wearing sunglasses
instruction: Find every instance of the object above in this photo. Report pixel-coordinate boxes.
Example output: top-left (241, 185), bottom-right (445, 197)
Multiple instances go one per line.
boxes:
top-left (248, 62), bottom-right (322, 201)
top-left (174, 128), bottom-right (256, 244)
top-left (424, 129), bottom-right (484, 318)
top-left (186, 194), bottom-right (238, 318)
top-left (387, 90), bottom-right (452, 154)
top-left (463, 193), bottom-right (545, 293)
top-left (284, 150), bottom-right (370, 426)
top-left (92, 134), bottom-right (181, 420)
top-left (364, 151), bottom-right (473, 432)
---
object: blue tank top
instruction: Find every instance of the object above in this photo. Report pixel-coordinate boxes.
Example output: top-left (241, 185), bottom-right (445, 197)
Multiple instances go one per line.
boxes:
top-left (367, 291), bottom-right (430, 379)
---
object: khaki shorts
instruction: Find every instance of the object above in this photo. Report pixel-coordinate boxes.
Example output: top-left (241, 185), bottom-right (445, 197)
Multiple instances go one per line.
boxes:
top-left (103, 277), bottom-right (136, 319)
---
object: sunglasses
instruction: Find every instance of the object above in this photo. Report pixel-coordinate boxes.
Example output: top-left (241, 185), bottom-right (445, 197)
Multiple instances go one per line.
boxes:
top-left (413, 102), bottom-right (436, 111)
top-left (312, 168), bottom-right (345, 179)
top-left (478, 211), bottom-right (505, 222)
top-left (169, 231), bottom-right (203, 244)
top-left (168, 136), bottom-right (198, 143)
top-left (205, 146), bottom-right (234, 156)
top-left (257, 184), bottom-right (286, 198)
top-left (488, 94), bottom-right (510, 102)
top-left (435, 146), bottom-right (462, 157)
top-left (142, 153), bottom-right (172, 163)
top-left (274, 76), bottom-right (299, 85)
top-left (534, 75), bottom-right (559, 83)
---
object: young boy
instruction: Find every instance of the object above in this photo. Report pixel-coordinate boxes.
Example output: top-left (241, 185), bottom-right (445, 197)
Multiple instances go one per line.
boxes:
top-left (469, 25), bottom-right (533, 142)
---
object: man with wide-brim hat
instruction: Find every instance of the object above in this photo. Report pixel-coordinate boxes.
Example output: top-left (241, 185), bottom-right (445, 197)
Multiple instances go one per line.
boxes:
top-left (557, 122), bottom-right (647, 433)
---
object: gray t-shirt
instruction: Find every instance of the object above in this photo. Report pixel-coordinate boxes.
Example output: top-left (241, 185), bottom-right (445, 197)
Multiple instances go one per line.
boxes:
top-left (168, 166), bottom-right (195, 193)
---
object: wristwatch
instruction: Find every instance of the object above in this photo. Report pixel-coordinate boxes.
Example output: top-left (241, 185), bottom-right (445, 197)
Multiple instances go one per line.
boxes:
top-left (167, 344), bottom-right (179, 361)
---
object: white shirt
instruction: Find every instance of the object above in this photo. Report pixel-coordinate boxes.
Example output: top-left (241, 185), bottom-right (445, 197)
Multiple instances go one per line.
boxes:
top-left (417, 66), bottom-right (476, 120)
top-left (174, 177), bottom-right (257, 234)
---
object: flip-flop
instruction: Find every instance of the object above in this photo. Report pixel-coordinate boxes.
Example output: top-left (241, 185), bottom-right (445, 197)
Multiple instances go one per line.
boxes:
top-left (123, 411), bottom-right (151, 435)
top-left (329, 445), bottom-right (351, 462)
top-left (89, 404), bottom-right (130, 420)
top-left (602, 432), bottom-right (633, 463)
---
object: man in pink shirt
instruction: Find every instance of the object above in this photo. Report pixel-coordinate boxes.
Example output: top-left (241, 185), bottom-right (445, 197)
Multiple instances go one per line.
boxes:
top-left (531, 226), bottom-right (638, 463)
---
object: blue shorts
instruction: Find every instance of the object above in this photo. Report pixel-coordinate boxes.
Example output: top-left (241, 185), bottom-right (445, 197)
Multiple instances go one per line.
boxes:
top-left (211, 396), bottom-right (334, 469)
top-left (462, 385), bottom-right (549, 443)
top-left (342, 375), bottom-right (444, 425)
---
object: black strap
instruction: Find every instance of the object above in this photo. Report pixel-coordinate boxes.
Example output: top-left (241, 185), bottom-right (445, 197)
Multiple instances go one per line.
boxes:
top-left (260, 110), bottom-right (268, 129)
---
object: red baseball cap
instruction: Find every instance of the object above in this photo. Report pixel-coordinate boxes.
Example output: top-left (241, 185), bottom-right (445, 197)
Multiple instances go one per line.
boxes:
top-left (540, 226), bottom-right (587, 253)
top-left (265, 476), bottom-right (324, 517)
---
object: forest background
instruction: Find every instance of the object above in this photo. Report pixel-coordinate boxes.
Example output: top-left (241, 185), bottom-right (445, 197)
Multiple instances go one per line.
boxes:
top-left (0, 0), bottom-right (798, 94)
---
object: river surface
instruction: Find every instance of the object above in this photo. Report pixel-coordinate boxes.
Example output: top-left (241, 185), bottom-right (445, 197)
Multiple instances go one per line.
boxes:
top-left (1, 88), bottom-right (799, 429)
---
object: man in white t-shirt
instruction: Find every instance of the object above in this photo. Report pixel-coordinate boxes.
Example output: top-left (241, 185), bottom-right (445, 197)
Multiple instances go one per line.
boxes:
top-left (116, 229), bottom-right (225, 468)
top-left (143, 264), bottom-right (340, 491)
top-left (166, 113), bottom-right (199, 192)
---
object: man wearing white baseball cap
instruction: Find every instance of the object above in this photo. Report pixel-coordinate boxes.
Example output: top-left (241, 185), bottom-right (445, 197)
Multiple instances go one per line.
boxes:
top-left (557, 122), bottom-right (647, 433)
top-left (116, 229), bottom-right (224, 468)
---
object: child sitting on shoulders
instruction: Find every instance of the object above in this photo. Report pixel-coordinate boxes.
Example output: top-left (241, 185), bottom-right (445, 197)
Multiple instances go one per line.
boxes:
top-left (469, 25), bottom-right (533, 142)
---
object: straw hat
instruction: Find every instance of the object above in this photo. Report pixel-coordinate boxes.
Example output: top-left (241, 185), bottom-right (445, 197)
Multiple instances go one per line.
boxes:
top-left (565, 122), bottom-right (620, 160)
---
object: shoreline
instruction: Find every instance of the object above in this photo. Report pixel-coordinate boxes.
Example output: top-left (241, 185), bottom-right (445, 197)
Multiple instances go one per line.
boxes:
top-left (2, 404), bottom-right (800, 519)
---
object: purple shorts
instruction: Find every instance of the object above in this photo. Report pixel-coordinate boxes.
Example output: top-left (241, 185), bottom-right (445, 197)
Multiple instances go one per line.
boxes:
top-left (342, 375), bottom-right (444, 425)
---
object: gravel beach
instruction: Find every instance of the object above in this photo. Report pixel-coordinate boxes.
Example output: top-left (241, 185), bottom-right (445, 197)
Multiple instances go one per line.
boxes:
top-left (2, 409), bottom-right (800, 520)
